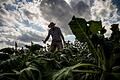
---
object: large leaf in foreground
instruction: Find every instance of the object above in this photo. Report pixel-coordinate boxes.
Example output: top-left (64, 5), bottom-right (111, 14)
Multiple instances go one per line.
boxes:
top-left (69, 16), bottom-right (103, 66)
top-left (0, 73), bottom-right (18, 80)
top-left (18, 67), bottom-right (42, 80)
top-left (68, 16), bottom-right (88, 42)
top-left (52, 63), bottom-right (101, 80)
top-left (69, 16), bottom-right (102, 42)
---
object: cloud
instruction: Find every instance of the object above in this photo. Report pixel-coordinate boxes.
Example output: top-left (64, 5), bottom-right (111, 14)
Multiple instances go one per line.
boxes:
top-left (0, 0), bottom-right (120, 48)
top-left (40, 0), bottom-right (74, 34)
top-left (17, 32), bottom-right (45, 42)
top-left (90, 0), bottom-right (120, 37)
top-left (0, 8), bottom-right (8, 16)
top-left (71, 1), bottom-right (91, 19)
top-left (112, 0), bottom-right (120, 15)
top-left (0, 1), bottom-right (49, 48)
top-left (0, 19), bottom-right (6, 26)
top-left (70, 0), bottom-right (94, 7)
top-left (0, 0), bottom-right (8, 3)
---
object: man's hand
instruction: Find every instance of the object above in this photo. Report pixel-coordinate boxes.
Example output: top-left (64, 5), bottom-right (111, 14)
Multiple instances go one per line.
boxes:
top-left (63, 41), bottom-right (66, 45)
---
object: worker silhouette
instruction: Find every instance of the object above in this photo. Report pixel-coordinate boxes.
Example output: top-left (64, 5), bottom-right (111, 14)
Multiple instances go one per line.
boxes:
top-left (43, 22), bottom-right (65, 52)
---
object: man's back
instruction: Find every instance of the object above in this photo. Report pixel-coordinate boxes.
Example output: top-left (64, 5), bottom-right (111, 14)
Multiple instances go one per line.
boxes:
top-left (49, 27), bottom-right (62, 42)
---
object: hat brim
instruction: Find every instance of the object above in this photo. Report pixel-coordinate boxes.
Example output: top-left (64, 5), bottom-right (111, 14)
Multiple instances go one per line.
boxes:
top-left (48, 22), bottom-right (56, 28)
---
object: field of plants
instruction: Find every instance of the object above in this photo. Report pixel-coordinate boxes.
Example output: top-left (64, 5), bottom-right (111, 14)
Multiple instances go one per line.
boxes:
top-left (0, 16), bottom-right (120, 80)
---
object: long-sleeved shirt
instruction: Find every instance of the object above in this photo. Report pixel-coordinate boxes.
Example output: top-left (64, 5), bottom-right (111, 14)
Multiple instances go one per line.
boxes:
top-left (45, 27), bottom-right (65, 42)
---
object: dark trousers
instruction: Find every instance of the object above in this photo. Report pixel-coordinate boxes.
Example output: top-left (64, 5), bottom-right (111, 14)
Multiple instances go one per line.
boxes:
top-left (50, 41), bottom-right (63, 52)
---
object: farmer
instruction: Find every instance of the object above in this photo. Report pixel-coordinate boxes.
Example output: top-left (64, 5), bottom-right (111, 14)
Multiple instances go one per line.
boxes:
top-left (43, 22), bottom-right (65, 52)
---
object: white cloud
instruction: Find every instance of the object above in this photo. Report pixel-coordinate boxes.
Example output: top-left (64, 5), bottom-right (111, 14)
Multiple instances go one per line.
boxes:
top-left (90, 0), bottom-right (120, 37)
top-left (64, 0), bottom-right (71, 5)
top-left (0, 1), bottom-right (50, 48)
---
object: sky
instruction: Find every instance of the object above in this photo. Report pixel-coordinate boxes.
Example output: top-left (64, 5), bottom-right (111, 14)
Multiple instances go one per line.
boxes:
top-left (0, 0), bottom-right (120, 48)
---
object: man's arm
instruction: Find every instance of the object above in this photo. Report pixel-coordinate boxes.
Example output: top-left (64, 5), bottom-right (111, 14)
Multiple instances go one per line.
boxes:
top-left (61, 33), bottom-right (65, 42)
top-left (43, 31), bottom-right (50, 44)
top-left (59, 28), bottom-right (65, 43)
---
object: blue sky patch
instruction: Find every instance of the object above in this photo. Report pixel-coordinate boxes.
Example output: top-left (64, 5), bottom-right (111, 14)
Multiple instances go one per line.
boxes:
top-left (4, 4), bottom-right (16, 11)
top-left (16, 0), bottom-right (33, 3)
top-left (112, 0), bottom-right (120, 15)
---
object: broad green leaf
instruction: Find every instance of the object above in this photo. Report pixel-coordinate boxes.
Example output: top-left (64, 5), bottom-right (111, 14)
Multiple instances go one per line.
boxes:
top-left (72, 70), bottom-right (99, 73)
top-left (0, 73), bottom-right (18, 80)
top-left (112, 66), bottom-right (120, 72)
top-left (112, 73), bottom-right (120, 80)
top-left (88, 20), bottom-right (102, 34)
top-left (0, 57), bottom-right (23, 73)
top-left (52, 67), bottom-right (71, 80)
top-left (69, 16), bottom-right (88, 42)
top-left (52, 63), bottom-right (101, 80)
top-left (18, 67), bottom-right (42, 80)
top-left (69, 16), bottom-right (102, 42)
top-left (71, 63), bottom-right (101, 69)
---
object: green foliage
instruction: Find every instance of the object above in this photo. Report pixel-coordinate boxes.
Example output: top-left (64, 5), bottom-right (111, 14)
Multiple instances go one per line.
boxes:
top-left (52, 67), bottom-right (72, 80)
top-left (68, 16), bottom-right (88, 42)
top-left (0, 56), bottom-right (24, 73)
top-left (18, 67), bottom-right (42, 80)
top-left (52, 63), bottom-right (101, 80)
top-left (0, 73), bottom-right (19, 80)
top-left (69, 16), bottom-right (120, 80)
top-left (88, 20), bottom-right (102, 34)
